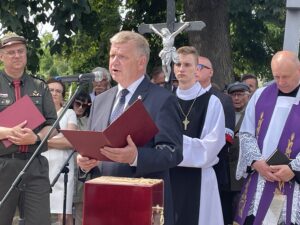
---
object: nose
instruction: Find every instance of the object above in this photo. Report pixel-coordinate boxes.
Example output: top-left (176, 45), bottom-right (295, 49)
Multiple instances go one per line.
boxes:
top-left (277, 78), bottom-right (285, 87)
top-left (178, 64), bottom-right (186, 72)
top-left (15, 52), bottom-right (22, 57)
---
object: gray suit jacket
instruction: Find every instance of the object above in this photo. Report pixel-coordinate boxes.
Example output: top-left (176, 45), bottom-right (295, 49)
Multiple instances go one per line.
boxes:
top-left (87, 77), bottom-right (183, 225)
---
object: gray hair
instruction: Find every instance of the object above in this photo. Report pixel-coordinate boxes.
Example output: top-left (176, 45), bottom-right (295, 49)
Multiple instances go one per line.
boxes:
top-left (110, 31), bottom-right (150, 64)
top-left (92, 67), bottom-right (111, 83)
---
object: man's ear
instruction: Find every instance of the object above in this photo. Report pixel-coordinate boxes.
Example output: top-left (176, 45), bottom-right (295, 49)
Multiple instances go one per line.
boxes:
top-left (209, 69), bottom-right (214, 78)
top-left (138, 55), bottom-right (147, 68)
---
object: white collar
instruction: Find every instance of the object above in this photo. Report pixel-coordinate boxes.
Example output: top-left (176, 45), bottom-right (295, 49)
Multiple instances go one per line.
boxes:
top-left (176, 82), bottom-right (205, 100)
top-left (116, 75), bottom-right (144, 96)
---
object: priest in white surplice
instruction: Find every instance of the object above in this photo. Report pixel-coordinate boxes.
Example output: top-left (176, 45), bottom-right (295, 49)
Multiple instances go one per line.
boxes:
top-left (234, 51), bottom-right (300, 225)
top-left (170, 46), bottom-right (225, 225)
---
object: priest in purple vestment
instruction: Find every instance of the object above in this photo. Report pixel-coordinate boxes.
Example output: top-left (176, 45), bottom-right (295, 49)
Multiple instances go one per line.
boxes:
top-left (234, 51), bottom-right (300, 225)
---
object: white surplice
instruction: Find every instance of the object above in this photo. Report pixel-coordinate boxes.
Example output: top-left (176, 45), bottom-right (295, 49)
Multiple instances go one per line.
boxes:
top-left (176, 82), bottom-right (225, 225)
top-left (236, 86), bottom-right (300, 224)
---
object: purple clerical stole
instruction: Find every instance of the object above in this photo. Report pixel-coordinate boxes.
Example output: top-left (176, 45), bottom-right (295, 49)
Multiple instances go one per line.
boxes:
top-left (234, 83), bottom-right (300, 225)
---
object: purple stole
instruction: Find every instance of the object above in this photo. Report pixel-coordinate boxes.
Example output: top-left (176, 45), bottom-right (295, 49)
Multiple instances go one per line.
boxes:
top-left (234, 83), bottom-right (300, 225)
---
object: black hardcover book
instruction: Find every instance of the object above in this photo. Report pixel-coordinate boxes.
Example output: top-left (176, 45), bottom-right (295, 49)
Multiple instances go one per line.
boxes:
top-left (267, 150), bottom-right (300, 184)
top-left (266, 149), bottom-right (291, 165)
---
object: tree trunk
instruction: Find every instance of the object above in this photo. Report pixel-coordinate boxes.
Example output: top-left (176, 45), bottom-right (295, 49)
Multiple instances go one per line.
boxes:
top-left (184, 0), bottom-right (233, 89)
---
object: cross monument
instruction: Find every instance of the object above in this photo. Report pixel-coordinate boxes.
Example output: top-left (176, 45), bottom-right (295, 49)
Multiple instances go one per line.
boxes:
top-left (138, 0), bottom-right (206, 83)
top-left (283, 0), bottom-right (300, 54)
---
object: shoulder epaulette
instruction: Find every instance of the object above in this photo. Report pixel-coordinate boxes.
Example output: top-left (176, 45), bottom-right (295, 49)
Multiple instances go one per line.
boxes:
top-left (29, 74), bottom-right (46, 83)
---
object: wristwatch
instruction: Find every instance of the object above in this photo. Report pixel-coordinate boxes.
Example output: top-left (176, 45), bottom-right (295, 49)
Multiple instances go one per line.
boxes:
top-left (35, 134), bottom-right (41, 144)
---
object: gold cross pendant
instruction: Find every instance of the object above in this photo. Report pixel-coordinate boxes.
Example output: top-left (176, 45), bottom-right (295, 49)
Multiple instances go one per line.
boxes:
top-left (182, 117), bottom-right (190, 130)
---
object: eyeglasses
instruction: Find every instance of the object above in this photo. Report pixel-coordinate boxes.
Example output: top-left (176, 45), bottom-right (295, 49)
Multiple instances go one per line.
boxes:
top-left (2, 48), bottom-right (26, 57)
top-left (229, 92), bottom-right (248, 98)
top-left (74, 100), bottom-right (90, 109)
top-left (49, 88), bottom-right (63, 94)
top-left (197, 64), bottom-right (211, 70)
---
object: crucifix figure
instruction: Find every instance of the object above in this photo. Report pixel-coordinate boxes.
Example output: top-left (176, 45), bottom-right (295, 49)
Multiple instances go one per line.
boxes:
top-left (149, 22), bottom-right (190, 82)
top-left (182, 117), bottom-right (190, 131)
top-left (138, 0), bottom-right (205, 85)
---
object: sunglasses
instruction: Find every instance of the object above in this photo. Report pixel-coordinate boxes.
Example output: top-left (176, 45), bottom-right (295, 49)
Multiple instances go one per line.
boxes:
top-left (197, 64), bottom-right (211, 70)
top-left (74, 100), bottom-right (90, 108)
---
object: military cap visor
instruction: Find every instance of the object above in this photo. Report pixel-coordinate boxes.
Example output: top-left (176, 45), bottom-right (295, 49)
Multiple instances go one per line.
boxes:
top-left (0, 34), bottom-right (26, 49)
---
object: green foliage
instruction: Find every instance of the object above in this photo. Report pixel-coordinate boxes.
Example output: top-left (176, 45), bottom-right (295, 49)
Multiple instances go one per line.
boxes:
top-left (122, 0), bottom-right (287, 82)
top-left (64, 0), bottom-right (121, 73)
top-left (36, 0), bottom-right (121, 81)
top-left (229, 0), bottom-right (286, 81)
top-left (38, 33), bottom-right (73, 80)
top-left (0, 0), bottom-right (290, 83)
top-left (0, 0), bottom-right (91, 73)
top-left (0, 0), bottom-right (121, 76)
top-left (122, 0), bottom-right (187, 74)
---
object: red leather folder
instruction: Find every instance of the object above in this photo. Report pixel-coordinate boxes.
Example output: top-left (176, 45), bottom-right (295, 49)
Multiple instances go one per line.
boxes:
top-left (61, 99), bottom-right (159, 161)
top-left (0, 95), bottom-right (46, 147)
top-left (83, 176), bottom-right (164, 225)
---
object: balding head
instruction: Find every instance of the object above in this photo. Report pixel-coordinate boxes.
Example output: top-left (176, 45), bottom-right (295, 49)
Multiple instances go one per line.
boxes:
top-left (196, 56), bottom-right (213, 88)
top-left (271, 51), bottom-right (300, 93)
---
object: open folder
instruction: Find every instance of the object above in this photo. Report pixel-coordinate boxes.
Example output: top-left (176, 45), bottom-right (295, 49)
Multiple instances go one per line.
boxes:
top-left (0, 95), bottom-right (46, 148)
top-left (61, 99), bottom-right (159, 161)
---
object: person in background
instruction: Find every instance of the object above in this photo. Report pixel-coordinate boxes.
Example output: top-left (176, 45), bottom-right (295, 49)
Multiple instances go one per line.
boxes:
top-left (71, 91), bottom-right (91, 131)
top-left (196, 56), bottom-right (235, 225)
top-left (226, 82), bottom-right (251, 224)
top-left (228, 82), bottom-right (251, 124)
top-left (241, 73), bottom-right (258, 96)
top-left (171, 46), bottom-right (225, 225)
top-left (172, 77), bottom-right (179, 90)
top-left (70, 90), bottom-right (91, 225)
top-left (234, 51), bottom-right (300, 224)
top-left (150, 66), bottom-right (165, 87)
top-left (0, 32), bottom-right (57, 225)
top-left (89, 67), bottom-right (111, 101)
top-left (77, 31), bottom-right (183, 225)
top-left (42, 78), bottom-right (77, 225)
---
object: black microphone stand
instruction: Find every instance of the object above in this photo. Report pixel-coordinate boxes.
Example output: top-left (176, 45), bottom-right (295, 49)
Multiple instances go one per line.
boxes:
top-left (0, 78), bottom-right (89, 224)
top-left (50, 150), bottom-right (75, 225)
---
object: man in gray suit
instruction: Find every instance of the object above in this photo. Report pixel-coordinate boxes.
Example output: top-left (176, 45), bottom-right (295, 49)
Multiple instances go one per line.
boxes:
top-left (77, 31), bottom-right (183, 225)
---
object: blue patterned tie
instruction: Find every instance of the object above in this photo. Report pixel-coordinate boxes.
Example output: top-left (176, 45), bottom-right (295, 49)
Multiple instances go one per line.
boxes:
top-left (109, 89), bottom-right (129, 123)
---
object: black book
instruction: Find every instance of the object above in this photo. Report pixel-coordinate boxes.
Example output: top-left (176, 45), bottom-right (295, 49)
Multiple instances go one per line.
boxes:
top-left (267, 149), bottom-right (300, 184)
top-left (266, 149), bottom-right (291, 165)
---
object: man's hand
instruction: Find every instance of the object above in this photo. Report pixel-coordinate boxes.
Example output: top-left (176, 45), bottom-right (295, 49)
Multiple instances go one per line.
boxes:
top-left (100, 135), bottom-right (137, 164)
top-left (252, 160), bottom-right (280, 182)
top-left (0, 121), bottom-right (27, 140)
top-left (77, 154), bottom-right (99, 173)
top-left (270, 165), bottom-right (295, 182)
top-left (7, 122), bottom-right (39, 145)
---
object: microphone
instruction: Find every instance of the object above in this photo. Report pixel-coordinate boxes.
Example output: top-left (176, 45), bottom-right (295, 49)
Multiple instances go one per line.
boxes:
top-left (55, 71), bottom-right (104, 83)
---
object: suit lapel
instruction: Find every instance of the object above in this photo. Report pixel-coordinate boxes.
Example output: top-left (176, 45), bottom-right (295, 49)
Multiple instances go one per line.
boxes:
top-left (128, 77), bottom-right (150, 106)
top-left (99, 87), bottom-right (118, 128)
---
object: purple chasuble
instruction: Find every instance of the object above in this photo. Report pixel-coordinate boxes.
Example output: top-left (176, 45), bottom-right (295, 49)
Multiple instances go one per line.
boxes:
top-left (234, 83), bottom-right (300, 225)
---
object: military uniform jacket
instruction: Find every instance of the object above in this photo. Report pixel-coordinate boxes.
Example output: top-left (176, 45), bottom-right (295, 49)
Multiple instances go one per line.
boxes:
top-left (0, 71), bottom-right (57, 155)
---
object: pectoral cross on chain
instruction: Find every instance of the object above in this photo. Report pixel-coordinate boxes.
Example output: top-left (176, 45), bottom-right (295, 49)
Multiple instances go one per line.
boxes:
top-left (183, 117), bottom-right (190, 130)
